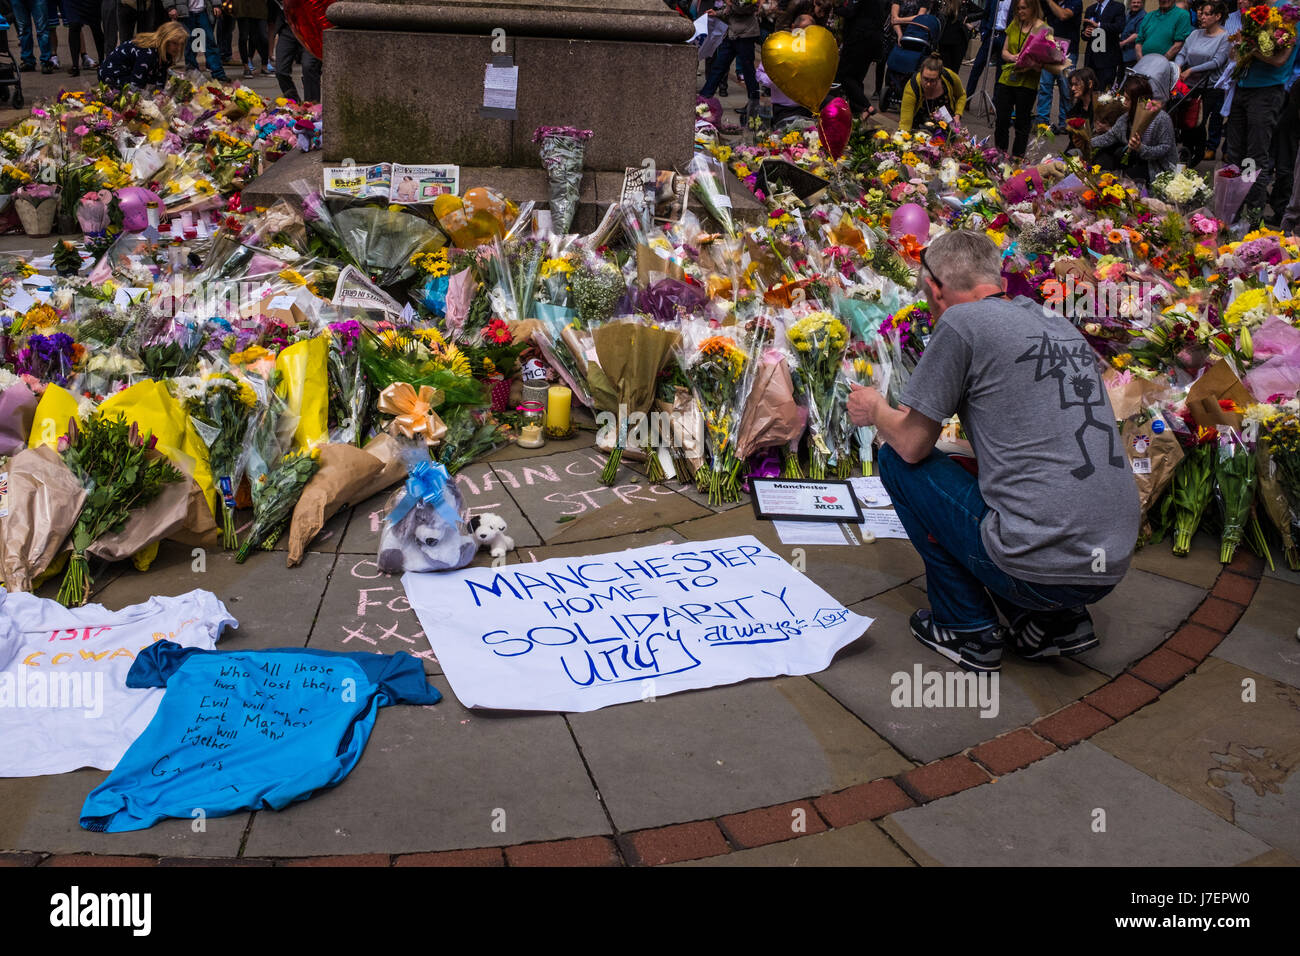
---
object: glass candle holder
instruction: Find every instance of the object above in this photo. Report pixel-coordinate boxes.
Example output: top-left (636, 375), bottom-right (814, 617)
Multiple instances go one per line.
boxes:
top-left (516, 401), bottom-right (546, 449)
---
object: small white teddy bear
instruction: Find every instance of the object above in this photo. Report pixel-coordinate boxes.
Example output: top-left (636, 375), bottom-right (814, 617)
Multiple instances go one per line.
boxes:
top-left (468, 513), bottom-right (514, 558)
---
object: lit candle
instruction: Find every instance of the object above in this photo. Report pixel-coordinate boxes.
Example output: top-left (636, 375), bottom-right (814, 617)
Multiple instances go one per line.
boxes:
top-left (545, 386), bottom-right (571, 435)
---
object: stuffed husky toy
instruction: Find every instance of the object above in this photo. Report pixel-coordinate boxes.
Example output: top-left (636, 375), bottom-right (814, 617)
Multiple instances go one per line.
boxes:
top-left (378, 485), bottom-right (477, 574)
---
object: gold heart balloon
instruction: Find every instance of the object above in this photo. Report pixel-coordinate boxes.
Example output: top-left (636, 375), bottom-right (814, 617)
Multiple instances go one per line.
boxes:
top-left (761, 26), bottom-right (840, 112)
top-left (432, 187), bottom-right (520, 247)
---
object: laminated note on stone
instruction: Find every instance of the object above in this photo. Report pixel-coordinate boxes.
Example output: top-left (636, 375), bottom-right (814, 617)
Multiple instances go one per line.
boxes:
top-left (403, 535), bottom-right (872, 712)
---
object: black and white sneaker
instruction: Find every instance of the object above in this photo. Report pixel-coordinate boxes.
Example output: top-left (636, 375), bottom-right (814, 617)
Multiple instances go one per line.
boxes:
top-left (1008, 607), bottom-right (1098, 660)
top-left (909, 610), bottom-right (1004, 673)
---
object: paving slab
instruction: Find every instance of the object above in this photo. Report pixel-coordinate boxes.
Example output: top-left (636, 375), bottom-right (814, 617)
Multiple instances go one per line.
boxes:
top-left (1092, 656), bottom-right (1300, 859)
top-left (669, 476), bottom-right (750, 514)
top-left (1130, 533), bottom-right (1222, 590)
top-left (482, 428), bottom-right (595, 463)
top-left (1072, 569), bottom-right (1207, 677)
top-left (240, 677), bottom-right (609, 857)
top-left (511, 528), bottom-right (686, 563)
top-left (814, 586), bottom-right (1108, 764)
top-left (1212, 578), bottom-right (1300, 689)
top-left (568, 675), bottom-right (911, 833)
top-left (306, 552), bottom-right (441, 675)
top-left (90, 542), bottom-right (334, 652)
top-left (1262, 562), bottom-right (1300, 588)
top-left (880, 741), bottom-right (1273, 866)
top-left (265, 506), bottom-right (352, 556)
top-left (673, 509), bottom-right (926, 609)
top-left (0, 770), bottom-right (247, 858)
top-left (673, 821), bottom-right (915, 867)
top-left (490, 447), bottom-right (708, 543)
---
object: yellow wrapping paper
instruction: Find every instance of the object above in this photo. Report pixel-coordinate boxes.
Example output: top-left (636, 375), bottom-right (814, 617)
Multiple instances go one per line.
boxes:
top-left (27, 383), bottom-right (80, 449)
top-left (98, 380), bottom-right (219, 516)
top-left (275, 337), bottom-right (329, 451)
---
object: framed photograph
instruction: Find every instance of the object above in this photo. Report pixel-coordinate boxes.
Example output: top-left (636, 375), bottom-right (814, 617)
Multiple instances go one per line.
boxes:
top-left (749, 479), bottom-right (865, 524)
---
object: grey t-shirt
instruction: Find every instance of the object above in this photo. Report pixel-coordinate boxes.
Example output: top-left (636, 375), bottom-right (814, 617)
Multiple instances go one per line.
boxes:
top-left (900, 295), bottom-right (1139, 586)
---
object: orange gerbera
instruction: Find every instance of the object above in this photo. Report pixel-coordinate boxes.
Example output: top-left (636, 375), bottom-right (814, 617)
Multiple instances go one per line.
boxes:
top-left (699, 335), bottom-right (739, 356)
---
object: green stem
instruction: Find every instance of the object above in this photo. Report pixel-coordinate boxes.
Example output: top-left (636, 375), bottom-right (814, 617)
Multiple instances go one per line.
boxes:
top-left (56, 552), bottom-right (91, 608)
top-left (644, 451), bottom-right (666, 484)
top-left (221, 505), bottom-right (238, 551)
top-left (600, 447), bottom-right (623, 486)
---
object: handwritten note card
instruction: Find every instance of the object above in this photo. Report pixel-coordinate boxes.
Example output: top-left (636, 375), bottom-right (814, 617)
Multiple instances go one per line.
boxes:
top-left (403, 535), bottom-right (872, 712)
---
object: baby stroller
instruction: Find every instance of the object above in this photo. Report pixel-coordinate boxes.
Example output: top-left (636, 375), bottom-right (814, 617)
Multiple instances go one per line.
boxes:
top-left (881, 13), bottom-right (941, 114)
top-left (0, 13), bottom-right (21, 109)
top-left (1166, 75), bottom-right (1213, 166)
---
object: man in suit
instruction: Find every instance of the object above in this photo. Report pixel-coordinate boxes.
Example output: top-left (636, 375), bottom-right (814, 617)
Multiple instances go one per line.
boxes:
top-left (1082, 0), bottom-right (1125, 89)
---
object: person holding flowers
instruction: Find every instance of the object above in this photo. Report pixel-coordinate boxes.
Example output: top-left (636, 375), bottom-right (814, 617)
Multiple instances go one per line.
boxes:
top-left (846, 230), bottom-right (1139, 674)
top-left (996, 0), bottom-right (1053, 159)
top-left (1222, 0), bottom-right (1300, 217)
top-left (1089, 73), bottom-right (1178, 181)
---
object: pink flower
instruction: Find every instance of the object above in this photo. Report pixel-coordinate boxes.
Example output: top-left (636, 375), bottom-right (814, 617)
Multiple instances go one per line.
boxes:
top-left (74, 125), bottom-right (89, 136)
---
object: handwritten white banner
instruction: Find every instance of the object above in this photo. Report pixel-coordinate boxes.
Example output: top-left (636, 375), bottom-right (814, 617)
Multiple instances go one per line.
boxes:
top-left (404, 536), bottom-right (872, 712)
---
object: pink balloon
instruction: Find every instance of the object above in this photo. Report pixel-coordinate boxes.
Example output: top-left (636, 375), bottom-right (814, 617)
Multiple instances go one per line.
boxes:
top-left (817, 97), bottom-right (852, 160)
top-left (889, 202), bottom-right (930, 241)
top-left (116, 187), bottom-right (162, 233)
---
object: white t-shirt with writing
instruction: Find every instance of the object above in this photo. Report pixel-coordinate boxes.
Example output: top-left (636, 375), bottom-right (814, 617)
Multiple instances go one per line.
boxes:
top-left (0, 589), bottom-right (236, 777)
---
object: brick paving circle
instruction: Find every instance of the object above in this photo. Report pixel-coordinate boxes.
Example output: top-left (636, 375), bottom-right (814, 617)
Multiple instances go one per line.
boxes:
top-left (1, 551), bottom-right (1265, 869)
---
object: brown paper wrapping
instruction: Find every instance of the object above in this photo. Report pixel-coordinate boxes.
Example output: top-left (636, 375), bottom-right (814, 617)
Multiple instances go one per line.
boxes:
top-left (166, 479), bottom-right (221, 549)
top-left (1187, 360), bottom-right (1252, 430)
top-left (656, 387), bottom-right (706, 472)
top-left (735, 359), bottom-right (803, 461)
top-left (87, 475), bottom-right (192, 562)
top-left (1103, 368), bottom-right (1170, 422)
top-left (0, 446), bottom-right (86, 592)
top-left (353, 434), bottom-right (411, 503)
top-left (1121, 412), bottom-right (1184, 538)
top-left (1257, 443), bottom-right (1298, 554)
top-left (286, 443), bottom-right (384, 567)
top-left (636, 245), bottom-right (686, 286)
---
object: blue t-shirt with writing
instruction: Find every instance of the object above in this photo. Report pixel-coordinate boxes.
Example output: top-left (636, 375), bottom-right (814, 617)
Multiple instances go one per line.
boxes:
top-left (80, 644), bottom-right (440, 832)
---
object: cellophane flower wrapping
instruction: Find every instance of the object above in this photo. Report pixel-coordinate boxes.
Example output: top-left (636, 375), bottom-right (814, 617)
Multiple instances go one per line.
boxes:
top-left (1215, 425), bottom-right (1258, 563)
top-left (678, 319), bottom-right (760, 504)
top-left (786, 310), bottom-right (850, 480)
top-left (533, 126), bottom-right (592, 237)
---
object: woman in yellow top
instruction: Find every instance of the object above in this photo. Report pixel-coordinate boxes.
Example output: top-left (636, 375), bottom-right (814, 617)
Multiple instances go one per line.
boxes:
top-left (899, 54), bottom-right (968, 131)
top-left (995, 0), bottom-right (1053, 158)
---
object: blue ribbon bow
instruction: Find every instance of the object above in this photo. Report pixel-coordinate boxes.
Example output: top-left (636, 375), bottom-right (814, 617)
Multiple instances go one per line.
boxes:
top-left (388, 460), bottom-right (460, 529)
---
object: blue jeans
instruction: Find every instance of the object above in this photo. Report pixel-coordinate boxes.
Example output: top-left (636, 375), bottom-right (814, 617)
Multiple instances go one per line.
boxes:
top-left (10, 0), bottom-right (54, 66)
top-left (1035, 51), bottom-right (1076, 127)
top-left (182, 11), bottom-right (228, 80)
top-left (699, 34), bottom-right (759, 100)
top-left (878, 444), bottom-right (1114, 630)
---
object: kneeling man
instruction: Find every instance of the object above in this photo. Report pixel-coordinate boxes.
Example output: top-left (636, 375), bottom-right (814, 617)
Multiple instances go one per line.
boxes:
top-left (848, 230), bottom-right (1139, 672)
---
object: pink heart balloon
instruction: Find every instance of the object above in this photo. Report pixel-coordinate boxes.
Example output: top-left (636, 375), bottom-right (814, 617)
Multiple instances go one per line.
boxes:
top-left (889, 202), bottom-right (931, 241)
top-left (817, 97), bottom-right (852, 160)
top-left (116, 186), bottom-right (162, 233)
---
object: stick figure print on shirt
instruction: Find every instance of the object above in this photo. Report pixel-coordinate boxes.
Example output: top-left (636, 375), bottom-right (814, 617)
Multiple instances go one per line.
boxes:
top-left (1015, 331), bottom-right (1126, 479)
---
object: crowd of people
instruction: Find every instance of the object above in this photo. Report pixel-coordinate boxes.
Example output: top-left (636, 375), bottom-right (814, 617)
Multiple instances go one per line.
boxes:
top-left (1, 0), bottom-right (319, 101)
top-left (675, 0), bottom-right (1300, 228)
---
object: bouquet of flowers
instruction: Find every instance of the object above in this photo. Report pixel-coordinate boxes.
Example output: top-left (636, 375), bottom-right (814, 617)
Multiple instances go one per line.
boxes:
top-left (174, 371), bottom-right (257, 549)
top-left (786, 310), bottom-right (850, 480)
top-left (57, 414), bottom-right (184, 606)
top-left (1214, 425), bottom-right (1263, 564)
top-left (588, 317), bottom-right (681, 484)
top-left (1122, 99), bottom-right (1163, 165)
top-left (679, 322), bottom-right (756, 504)
top-left (534, 126), bottom-right (593, 236)
top-left (235, 447), bottom-right (321, 562)
top-left (1260, 411), bottom-right (1300, 567)
top-left (843, 345), bottom-right (892, 476)
top-left (1171, 420), bottom-right (1217, 555)
top-left (325, 318), bottom-right (368, 445)
top-left (687, 152), bottom-right (736, 237)
top-left (1230, 4), bottom-right (1300, 80)
top-left (570, 252), bottom-right (627, 328)
top-left (1151, 167), bottom-right (1213, 208)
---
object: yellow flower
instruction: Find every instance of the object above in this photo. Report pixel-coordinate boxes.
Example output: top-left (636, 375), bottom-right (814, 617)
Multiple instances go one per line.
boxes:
top-left (230, 345), bottom-right (272, 365)
top-left (880, 169), bottom-right (900, 185)
top-left (23, 303), bottom-right (61, 331)
top-left (278, 269), bottom-right (307, 286)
